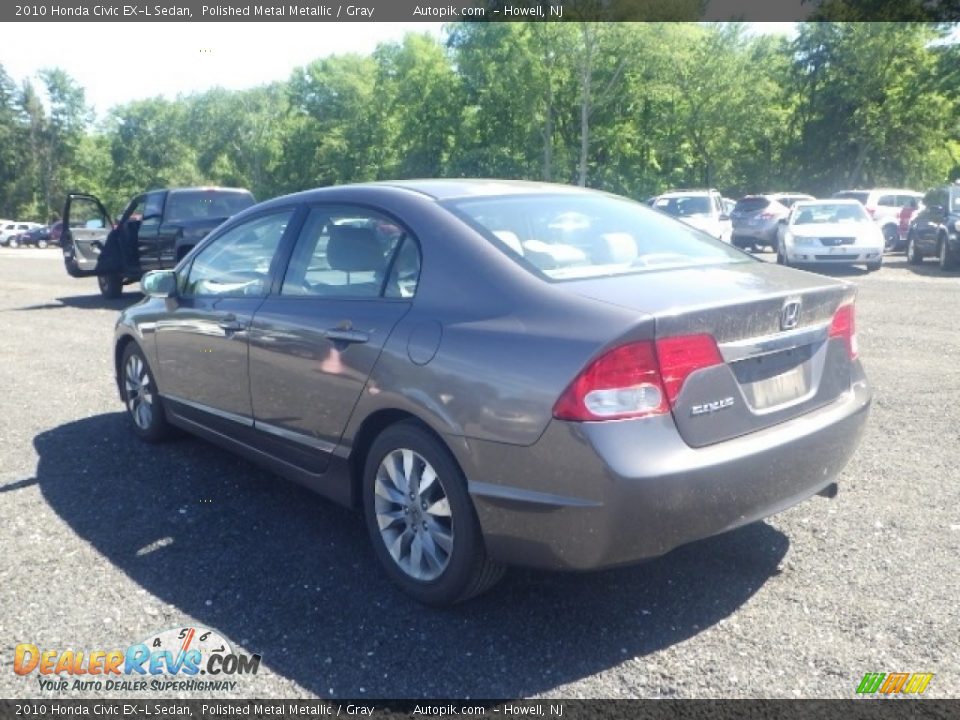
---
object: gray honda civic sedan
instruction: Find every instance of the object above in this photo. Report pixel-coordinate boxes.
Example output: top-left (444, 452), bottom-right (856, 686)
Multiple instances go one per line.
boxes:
top-left (113, 180), bottom-right (871, 605)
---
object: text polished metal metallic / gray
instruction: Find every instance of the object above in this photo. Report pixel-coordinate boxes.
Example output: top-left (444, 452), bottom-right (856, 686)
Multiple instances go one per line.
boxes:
top-left (113, 179), bottom-right (871, 603)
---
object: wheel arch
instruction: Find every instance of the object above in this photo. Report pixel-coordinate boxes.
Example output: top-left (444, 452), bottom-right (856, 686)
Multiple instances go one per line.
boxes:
top-left (346, 408), bottom-right (465, 509)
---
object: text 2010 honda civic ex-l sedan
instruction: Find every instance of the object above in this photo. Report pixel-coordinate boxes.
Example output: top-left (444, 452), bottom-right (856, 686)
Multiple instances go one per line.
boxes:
top-left (113, 180), bottom-right (871, 605)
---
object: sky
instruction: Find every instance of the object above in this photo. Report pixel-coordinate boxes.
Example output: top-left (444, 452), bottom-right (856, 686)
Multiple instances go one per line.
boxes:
top-left (1, 22), bottom-right (795, 120)
top-left (2, 22), bottom-right (443, 118)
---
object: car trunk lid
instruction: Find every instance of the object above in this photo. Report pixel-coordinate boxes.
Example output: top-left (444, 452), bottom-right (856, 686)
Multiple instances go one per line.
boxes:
top-left (564, 261), bottom-right (856, 447)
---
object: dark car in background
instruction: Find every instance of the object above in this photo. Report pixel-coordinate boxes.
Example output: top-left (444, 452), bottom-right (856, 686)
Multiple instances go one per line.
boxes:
top-left (906, 184), bottom-right (960, 270)
top-left (62, 187), bottom-right (256, 298)
top-left (114, 179), bottom-right (871, 605)
top-left (12, 225), bottom-right (53, 248)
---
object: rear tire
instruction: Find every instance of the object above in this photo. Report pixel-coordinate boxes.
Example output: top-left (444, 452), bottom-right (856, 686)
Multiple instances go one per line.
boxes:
top-left (120, 343), bottom-right (171, 443)
top-left (37, 239), bottom-right (48, 249)
top-left (98, 274), bottom-right (124, 299)
top-left (939, 235), bottom-right (957, 271)
top-left (882, 225), bottom-right (899, 252)
top-left (363, 421), bottom-right (504, 605)
top-left (907, 234), bottom-right (923, 265)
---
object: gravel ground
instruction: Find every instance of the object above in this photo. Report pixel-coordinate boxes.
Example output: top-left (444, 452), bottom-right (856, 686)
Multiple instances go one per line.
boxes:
top-left (0, 247), bottom-right (958, 700)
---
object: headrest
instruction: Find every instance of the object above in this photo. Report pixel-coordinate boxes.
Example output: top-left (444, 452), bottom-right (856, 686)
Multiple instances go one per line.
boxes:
top-left (327, 225), bottom-right (384, 272)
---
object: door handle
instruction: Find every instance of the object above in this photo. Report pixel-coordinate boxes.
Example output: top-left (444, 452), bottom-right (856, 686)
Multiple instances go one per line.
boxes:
top-left (218, 315), bottom-right (247, 332)
top-left (323, 328), bottom-right (369, 344)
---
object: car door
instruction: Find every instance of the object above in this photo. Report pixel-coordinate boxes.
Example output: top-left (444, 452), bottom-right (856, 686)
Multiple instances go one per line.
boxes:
top-left (136, 191), bottom-right (166, 272)
top-left (61, 194), bottom-right (114, 276)
top-left (154, 207), bottom-right (297, 433)
top-left (248, 205), bottom-right (420, 474)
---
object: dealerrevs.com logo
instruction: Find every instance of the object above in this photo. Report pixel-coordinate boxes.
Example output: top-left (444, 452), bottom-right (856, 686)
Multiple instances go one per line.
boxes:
top-left (14, 626), bottom-right (261, 693)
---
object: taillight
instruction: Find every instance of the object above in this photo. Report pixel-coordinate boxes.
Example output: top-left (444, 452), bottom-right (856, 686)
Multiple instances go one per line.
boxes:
top-left (829, 303), bottom-right (858, 360)
top-left (865, 206), bottom-right (877, 218)
top-left (655, 334), bottom-right (723, 405)
top-left (759, 211), bottom-right (778, 220)
top-left (552, 334), bottom-right (722, 422)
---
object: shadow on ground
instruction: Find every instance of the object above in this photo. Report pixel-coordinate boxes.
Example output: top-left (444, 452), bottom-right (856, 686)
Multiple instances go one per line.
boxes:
top-left (9, 293), bottom-right (144, 312)
top-left (29, 412), bottom-right (788, 697)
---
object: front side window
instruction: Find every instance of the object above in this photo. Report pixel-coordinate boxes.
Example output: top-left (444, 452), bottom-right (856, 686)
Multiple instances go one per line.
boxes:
top-left (449, 193), bottom-right (748, 282)
top-left (183, 210), bottom-right (292, 297)
top-left (281, 207), bottom-right (419, 298)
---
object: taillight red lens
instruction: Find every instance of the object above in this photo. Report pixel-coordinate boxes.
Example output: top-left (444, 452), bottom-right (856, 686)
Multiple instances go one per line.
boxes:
top-left (553, 334), bottom-right (723, 422)
top-left (553, 342), bottom-right (667, 421)
top-left (655, 334), bottom-right (724, 405)
top-left (829, 303), bottom-right (858, 360)
top-left (865, 206), bottom-right (877, 218)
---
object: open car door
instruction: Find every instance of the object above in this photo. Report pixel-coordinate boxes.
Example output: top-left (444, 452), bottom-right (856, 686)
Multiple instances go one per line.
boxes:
top-left (62, 193), bottom-right (115, 278)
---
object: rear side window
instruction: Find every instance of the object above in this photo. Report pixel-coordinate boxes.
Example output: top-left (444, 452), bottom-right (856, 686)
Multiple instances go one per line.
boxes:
top-left (449, 193), bottom-right (749, 281)
top-left (281, 207), bottom-right (419, 299)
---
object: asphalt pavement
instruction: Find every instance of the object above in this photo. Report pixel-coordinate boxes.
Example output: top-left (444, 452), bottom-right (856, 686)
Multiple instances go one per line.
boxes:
top-left (0, 246), bottom-right (957, 699)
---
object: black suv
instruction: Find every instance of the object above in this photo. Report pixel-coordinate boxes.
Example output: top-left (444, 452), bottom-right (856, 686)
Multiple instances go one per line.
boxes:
top-left (62, 187), bottom-right (255, 297)
top-left (906, 183), bottom-right (960, 270)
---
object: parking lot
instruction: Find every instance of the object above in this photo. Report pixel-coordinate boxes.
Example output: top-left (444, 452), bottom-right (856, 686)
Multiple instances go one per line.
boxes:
top-left (1, 245), bottom-right (958, 699)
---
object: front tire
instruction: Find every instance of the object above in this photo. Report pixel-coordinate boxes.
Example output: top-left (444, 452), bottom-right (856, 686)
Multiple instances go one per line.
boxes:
top-left (363, 421), bottom-right (504, 605)
top-left (120, 343), bottom-right (171, 443)
top-left (8, 236), bottom-right (18, 249)
top-left (98, 274), bottom-right (124, 298)
top-left (907, 234), bottom-right (923, 265)
top-left (777, 240), bottom-right (789, 266)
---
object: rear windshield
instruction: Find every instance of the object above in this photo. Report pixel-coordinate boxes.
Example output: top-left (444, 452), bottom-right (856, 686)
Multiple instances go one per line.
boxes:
top-left (652, 195), bottom-right (712, 217)
top-left (734, 197), bottom-right (770, 212)
top-left (447, 193), bottom-right (749, 281)
top-left (833, 191), bottom-right (870, 205)
top-left (165, 190), bottom-right (255, 223)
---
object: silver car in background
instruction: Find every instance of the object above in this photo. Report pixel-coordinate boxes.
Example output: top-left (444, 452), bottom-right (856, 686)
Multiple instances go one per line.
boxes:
top-left (732, 193), bottom-right (815, 251)
top-left (114, 180), bottom-right (871, 605)
top-left (777, 199), bottom-right (884, 270)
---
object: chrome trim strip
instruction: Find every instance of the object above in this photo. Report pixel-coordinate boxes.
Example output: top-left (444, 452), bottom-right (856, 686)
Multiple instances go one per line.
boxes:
top-left (468, 480), bottom-right (601, 508)
top-left (163, 394), bottom-right (254, 427)
top-left (254, 420), bottom-right (337, 454)
top-left (719, 322), bottom-right (829, 363)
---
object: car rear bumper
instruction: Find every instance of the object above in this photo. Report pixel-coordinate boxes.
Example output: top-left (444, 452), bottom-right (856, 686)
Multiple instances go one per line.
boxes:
top-left (460, 364), bottom-right (871, 570)
top-left (733, 223), bottom-right (779, 244)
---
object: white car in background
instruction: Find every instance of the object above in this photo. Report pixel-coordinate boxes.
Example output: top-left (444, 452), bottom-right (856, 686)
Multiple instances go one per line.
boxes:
top-left (832, 188), bottom-right (923, 251)
top-left (777, 199), bottom-right (884, 271)
top-left (0, 221), bottom-right (42, 247)
top-left (651, 189), bottom-right (732, 243)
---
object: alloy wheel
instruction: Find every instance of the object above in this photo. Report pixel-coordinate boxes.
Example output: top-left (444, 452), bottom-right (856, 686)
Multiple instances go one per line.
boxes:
top-left (374, 448), bottom-right (453, 582)
top-left (124, 354), bottom-right (154, 430)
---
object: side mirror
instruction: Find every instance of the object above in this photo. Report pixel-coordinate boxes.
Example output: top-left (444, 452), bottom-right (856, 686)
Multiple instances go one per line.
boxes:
top-left (778, 217), bottom-right (788, 225)
top-left (719, 213), bottom-right (730, 222)
top-left (141, 270), bottom-right (176, 298)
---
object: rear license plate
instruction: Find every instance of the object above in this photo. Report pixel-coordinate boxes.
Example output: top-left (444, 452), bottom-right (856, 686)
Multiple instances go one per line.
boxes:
top-left (732, 346), bottom-right (813, 411)
top-left (749, 363), bottom-right (809, 409)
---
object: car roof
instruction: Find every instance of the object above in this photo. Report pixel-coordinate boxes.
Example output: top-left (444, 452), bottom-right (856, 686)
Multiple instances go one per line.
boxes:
top-left (834, 188), bottom-right (921, 195)
top-left (655, 189), bottom-right (716, 198)
top-left (794, 198), bottom-right (863, 207)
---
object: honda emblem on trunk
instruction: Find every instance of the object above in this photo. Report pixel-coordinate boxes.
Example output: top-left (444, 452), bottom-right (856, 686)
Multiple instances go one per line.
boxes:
top-left (780, 299), bottom-right (801, 331)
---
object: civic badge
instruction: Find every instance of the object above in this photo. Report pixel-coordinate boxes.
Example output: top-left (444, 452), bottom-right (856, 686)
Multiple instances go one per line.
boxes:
top-left (780, 298), bottom-right (801, 331)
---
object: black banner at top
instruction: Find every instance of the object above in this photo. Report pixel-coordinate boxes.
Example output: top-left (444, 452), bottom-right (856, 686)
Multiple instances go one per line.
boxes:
top-left (3, 0), bottom-right (960, 23)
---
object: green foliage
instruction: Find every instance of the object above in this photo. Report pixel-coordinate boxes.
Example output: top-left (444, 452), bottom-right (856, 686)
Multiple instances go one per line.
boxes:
top-left (0, 22), bottom-right (958, 222)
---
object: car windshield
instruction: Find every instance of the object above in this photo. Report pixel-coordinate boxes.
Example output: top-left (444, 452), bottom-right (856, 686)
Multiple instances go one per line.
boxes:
top-left (951, 190), bottom-right (960, 212)
top-left (447, 193), bottom-right (749, 281)
top-left (793, 203), bottom-right (870, 225)
top-left (653, 195), bottom-right (712, 217)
